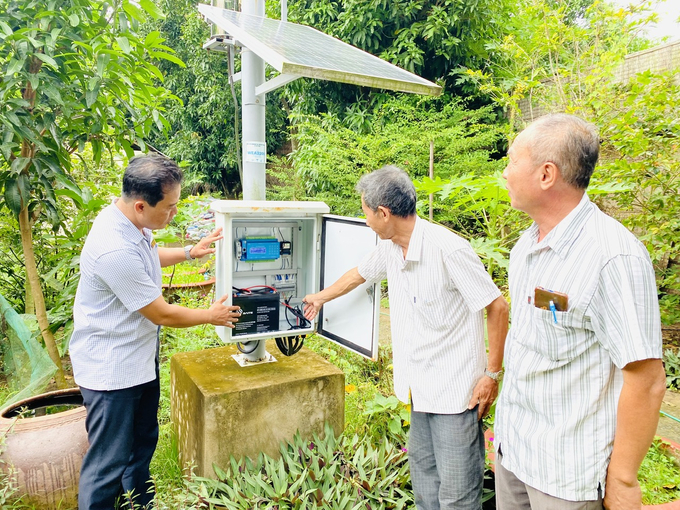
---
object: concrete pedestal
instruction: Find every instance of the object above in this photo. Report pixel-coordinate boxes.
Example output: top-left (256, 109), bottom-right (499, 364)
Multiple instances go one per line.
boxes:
top-left (170, 340), bottom-right (345, 477)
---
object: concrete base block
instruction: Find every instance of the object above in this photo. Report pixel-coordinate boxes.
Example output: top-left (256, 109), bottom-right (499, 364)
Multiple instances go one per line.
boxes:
top-left (170, 340), bottom-right (345, 477)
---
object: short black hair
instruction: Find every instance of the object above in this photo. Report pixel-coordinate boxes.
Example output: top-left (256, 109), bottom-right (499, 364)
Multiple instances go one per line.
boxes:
top-left (122, 154), bottom-right (183, 206)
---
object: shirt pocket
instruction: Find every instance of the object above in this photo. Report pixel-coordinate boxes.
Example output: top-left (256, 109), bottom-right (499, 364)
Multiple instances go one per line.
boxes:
top-left (529, 307), bottom-right (589, 362)
top-left (413, 288), bottom-right (448, 332)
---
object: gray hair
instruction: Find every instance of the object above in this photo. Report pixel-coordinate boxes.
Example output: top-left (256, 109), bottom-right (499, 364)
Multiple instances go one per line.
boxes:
top-left (525, 114), bottom-right (599, 189)
top-left (355, 165), bottom-right (416, 218)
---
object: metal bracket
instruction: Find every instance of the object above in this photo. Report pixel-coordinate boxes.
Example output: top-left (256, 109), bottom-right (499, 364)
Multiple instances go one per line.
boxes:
top-left (255, 73), bottom-right (300, 96)
top-left (203, 34), bottom-right (239, 53)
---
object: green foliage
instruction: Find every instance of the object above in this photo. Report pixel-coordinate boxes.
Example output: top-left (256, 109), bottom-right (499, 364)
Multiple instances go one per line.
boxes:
top-left (459, 0), bottom-right (654, 125)
top-left (176, 423), bottom-right (413, 510)
top-left (665, 348), bottom-right (680, 391)
top-left (362, 393), bottom-right (410, 446)
top-left (271, 95), bottom-right (506, 216)
top-left (415, 171), bottom-right (528, 280)
top-left (0, 0), bottom-right (180, 221)
top-left (590, 69), bottom-right (680, 325)
top-left (638, 437), bottom-right (680, 505)
top-left (0, 152), bottom-right (117, 317)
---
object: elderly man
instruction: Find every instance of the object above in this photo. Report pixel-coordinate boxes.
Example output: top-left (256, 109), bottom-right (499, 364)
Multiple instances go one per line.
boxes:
top-left (303, 165), bottom-right (508, 510)
top-left (495, 114), bottom-right (666, 510)
top-left (70, 154), bottom-right (241, 509)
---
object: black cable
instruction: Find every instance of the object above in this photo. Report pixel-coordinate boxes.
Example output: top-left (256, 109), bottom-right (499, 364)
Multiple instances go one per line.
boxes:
top-left (276, 335), bottom-right (306, 356)
top-left (237, 341), bottom-right (259, 354)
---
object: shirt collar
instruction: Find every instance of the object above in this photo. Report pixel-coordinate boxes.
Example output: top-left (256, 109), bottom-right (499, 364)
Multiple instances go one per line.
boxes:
top-left (404, 216), bottom-right (425, 262)
top-left (110, 199), bottom-right (149, 245)
top-left (533, 193), bottom-right (593, 259)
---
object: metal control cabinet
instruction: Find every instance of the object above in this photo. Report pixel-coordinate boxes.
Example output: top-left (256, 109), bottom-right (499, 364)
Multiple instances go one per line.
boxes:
top-left (211, 200), bottom-right (381, 360)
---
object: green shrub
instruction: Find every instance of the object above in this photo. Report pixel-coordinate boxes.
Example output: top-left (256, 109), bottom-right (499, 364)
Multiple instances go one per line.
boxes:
top-left (175, 424), bottom-right (413, 510)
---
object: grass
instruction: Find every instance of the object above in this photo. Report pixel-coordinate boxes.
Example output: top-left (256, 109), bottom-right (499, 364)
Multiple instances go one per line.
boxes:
top-left (639, 437), bottom-right (680, 505)
top-left (162, 259), bottom-right (214, 287)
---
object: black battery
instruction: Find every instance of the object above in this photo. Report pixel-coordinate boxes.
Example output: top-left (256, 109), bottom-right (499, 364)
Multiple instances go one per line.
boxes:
top-left (232, 292), bottom-right (280, 336)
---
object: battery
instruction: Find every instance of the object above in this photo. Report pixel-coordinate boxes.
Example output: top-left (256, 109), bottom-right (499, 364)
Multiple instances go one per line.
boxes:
top-left (232, 292), bottom-right (280, 336)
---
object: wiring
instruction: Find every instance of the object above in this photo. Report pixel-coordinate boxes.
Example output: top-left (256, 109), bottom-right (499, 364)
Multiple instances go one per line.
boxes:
top-left (276, 335), bottom-right (305, 356)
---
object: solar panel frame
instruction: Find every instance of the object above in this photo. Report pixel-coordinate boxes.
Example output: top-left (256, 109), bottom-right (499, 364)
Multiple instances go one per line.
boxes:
top-left (198, 4), bottom-right (442, 96)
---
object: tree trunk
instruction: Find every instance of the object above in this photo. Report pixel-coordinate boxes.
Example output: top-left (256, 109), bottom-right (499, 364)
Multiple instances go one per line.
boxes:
top-left (18, 206), bottom-right (66, 388)
top-left (24, 276), bottom-right (35, 315)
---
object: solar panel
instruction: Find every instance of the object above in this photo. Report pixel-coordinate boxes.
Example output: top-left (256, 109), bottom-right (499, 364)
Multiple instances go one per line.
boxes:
top-left (198, 4), bottom-right (442, 96)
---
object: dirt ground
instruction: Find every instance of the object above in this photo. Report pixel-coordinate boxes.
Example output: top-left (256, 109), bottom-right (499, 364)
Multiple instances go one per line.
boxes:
top-left (379, 308), bottom-right (680, 443)
top-left (658, 390), bottom-right (680, 444)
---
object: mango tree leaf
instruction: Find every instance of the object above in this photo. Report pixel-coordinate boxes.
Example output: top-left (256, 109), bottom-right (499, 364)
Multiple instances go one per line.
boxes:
top-left (3, 177), bottom-right (22, 214)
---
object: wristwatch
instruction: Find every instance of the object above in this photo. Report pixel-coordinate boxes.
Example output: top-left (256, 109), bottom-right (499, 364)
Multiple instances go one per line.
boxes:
top-left (484, 368), bottom-right (504, 383)
top-left (184, 245), bottom-right (195, 261)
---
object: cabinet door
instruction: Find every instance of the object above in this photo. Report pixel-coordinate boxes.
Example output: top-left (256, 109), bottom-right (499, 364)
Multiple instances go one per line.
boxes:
top-left (318, 215), bottom-right (380, 360)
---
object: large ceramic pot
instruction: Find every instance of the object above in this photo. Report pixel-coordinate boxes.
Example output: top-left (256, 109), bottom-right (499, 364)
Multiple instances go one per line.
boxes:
top-left (0, 388), bottom-right (88, 510)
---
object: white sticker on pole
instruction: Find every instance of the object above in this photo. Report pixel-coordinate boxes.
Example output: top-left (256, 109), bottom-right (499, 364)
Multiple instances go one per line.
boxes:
top-left (244, 142), bottom-right (267, 164)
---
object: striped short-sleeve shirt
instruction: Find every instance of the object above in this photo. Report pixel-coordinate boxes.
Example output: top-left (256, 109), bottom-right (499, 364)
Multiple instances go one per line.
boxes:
top-left (495, 194), bottom-right (662, 501)
top-left (358, 216), bottom-right (502, 414)
top-left (70, 202), bottom-right (163, 391)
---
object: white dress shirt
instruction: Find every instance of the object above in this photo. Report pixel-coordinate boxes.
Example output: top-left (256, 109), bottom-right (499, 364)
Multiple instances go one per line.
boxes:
top-left (70, 202), bottom-right (162, 391)
top-left (358, 216), bottom-right (501, 414)
top-left (495, 194), bottom-right (662, 501)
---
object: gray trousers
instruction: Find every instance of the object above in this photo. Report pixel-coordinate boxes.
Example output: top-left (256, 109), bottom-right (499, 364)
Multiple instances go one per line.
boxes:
top-left (408, 407), bottom-right (484, 510)
top-left (495, 451), bottom-right (603, 510)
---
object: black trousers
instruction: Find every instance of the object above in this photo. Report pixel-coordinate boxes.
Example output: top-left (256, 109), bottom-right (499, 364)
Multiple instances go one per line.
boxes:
top-left (78, 378), bottom-right (160, 510)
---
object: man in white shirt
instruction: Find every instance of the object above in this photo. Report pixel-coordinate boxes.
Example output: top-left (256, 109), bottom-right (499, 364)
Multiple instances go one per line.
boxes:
top-left (495, 114), bottom-right (666, 509)
top-left (70, 154), bottom-right (241, 509)
top-left (303, 165), bottom-right (508, 510)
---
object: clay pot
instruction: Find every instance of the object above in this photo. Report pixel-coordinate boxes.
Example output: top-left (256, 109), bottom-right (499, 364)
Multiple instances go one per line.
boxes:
top-left (162, 276), bottom-right (215, 302)
top-left (0, 388), bottom-right (88, 510)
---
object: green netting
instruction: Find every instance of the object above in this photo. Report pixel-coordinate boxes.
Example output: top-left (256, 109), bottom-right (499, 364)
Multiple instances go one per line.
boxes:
top-left (0, 293), bottom-right (57, 407)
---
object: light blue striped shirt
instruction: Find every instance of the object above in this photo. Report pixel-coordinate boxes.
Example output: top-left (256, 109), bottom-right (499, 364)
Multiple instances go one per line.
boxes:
top-left (496, 194), bottom-right (662, 501)
top-left (70, 201), bottom-right (162, 390)
top-left (358, 216), bottom-right (502, 414)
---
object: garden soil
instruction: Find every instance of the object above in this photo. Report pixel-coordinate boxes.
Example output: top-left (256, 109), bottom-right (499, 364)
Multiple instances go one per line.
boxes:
top-left (659, 390), bottom-right (680, 444)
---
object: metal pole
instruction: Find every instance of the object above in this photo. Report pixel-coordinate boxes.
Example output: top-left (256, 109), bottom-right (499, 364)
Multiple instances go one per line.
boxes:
top-left (241, 0), bottom-right (268, 361)
top-left (241, 0), bottom-right (266, 202)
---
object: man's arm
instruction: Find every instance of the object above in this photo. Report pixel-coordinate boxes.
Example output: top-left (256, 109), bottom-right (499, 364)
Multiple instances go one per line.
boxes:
top-left (302, 267), bottom-right (366, 320)
top-left (603, 358), bottom-right (666, 510)
top-left (138, 294), bottom-right (241, 328)
top-left (158, 228), bottom-right (223, 267)
top-left (468, 295), bottom-right (509, 420)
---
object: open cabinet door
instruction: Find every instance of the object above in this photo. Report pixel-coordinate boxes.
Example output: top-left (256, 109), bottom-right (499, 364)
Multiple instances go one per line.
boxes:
top-left (318, 215), bottom-right (380, 360)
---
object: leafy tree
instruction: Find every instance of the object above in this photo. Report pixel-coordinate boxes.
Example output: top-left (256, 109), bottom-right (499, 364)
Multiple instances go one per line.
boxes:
top-left (0, 0), bottom-right (180, 385)
top-left (270, 95), bottom-right (506, 215)
top-left (459, 0), bottom-right (654, 126)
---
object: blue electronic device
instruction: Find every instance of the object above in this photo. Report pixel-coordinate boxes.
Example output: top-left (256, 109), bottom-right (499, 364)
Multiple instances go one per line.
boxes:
top-left (237, 238), bottom-right (281, 261)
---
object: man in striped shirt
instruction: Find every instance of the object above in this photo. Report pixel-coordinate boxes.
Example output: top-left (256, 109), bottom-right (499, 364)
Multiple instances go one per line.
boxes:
top-left (495, 114), bottom-right (666, 510)
top-left (303, 166), bottom-right (508, 510)
top-left (70, 154), bottom-right (241, 509)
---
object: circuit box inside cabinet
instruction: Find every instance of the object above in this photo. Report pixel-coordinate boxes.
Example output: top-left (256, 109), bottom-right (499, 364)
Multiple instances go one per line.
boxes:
top-left (210, 200), bottom-right (381, 360)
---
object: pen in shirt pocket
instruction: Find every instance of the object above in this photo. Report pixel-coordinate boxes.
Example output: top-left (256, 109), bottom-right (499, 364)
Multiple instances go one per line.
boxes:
top-left (549, 300), bottom-right (557, 324)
